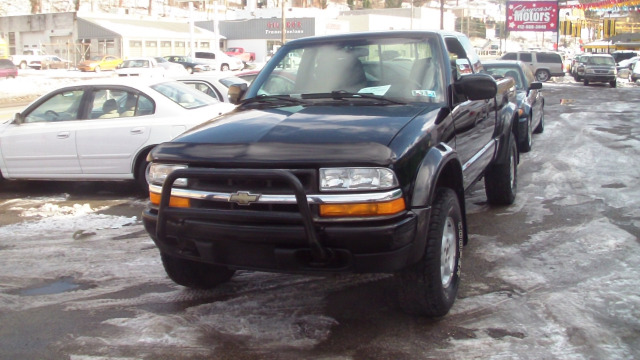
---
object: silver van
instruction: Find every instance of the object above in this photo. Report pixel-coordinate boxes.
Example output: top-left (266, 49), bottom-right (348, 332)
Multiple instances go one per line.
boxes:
top-left (499, 51), bottom-right (565, 82)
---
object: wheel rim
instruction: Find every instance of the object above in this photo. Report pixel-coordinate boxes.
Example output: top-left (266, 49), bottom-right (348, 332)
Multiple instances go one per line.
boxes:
top-left (441, 216), bottom-right (457, 288)
top-left (537, 71), bottom-right (549, 82)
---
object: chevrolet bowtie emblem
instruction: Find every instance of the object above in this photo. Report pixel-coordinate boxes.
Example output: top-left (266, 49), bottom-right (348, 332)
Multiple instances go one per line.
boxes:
top-left (228, 191), bottom-right (261, 205)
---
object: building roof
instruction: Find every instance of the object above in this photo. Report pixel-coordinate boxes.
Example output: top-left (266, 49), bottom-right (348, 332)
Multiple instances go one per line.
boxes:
top-left (79, 16), bottom-right (224, 40)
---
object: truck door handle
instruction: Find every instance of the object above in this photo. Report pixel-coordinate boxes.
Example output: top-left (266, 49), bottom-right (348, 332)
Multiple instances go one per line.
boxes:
top-left (130, 127), bottom-right (145, 135)
top-left (57, 131), bottom-right (70, 139)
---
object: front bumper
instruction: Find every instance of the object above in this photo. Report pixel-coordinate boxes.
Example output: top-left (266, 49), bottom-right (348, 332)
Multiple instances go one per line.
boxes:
top-left (143, 168), bottom-right (429, 274)
top-left (584, 74), bottom-right (615, 82)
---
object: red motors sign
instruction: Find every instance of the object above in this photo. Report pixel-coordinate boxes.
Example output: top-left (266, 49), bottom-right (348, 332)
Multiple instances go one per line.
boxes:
top-left (506, 1), bottom-right (558, 32)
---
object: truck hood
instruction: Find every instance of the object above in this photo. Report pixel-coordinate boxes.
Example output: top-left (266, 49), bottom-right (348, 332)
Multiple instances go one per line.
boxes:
top-left (151, 103), bottom-right (429, 166)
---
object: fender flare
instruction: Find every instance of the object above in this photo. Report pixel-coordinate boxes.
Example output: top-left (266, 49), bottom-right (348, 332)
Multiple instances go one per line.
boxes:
top-left (411, 144), bottom-right (469, 245)
top-left (493, 98), bottom-right (518, 166)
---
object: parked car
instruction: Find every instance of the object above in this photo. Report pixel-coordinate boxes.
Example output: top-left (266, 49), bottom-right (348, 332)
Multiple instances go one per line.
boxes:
top-left (164, 55), bottom-right (211, 73)
top-left (194, 50), bottom-right (244, 71)
top-left (115, 57), bottom-right (167, 78)
top-left (40, 55), bottom-right (72, 70)
top-left (572, 53), bottom-right (591, 81)
top-left (0, 78), bottom-right (235, 191)
top-left (616, 55), bottom-right (640, 71)
top-left (0, 59), bottom-right (18, 78)
top-left (235, 69), bottom-right (296, 92)
top-left (630, 61), bottom-right (640, 82)
top-left (77, 55), bottom-right (122, 72)
top-left (611, 50), bottom-right (639, 65)
top-left (153, 57), bottom-right (188, 75)
top-left (483, 60), bottom-right (545, 152)
top-left (499, 51), bottom-right (564, 82)
top-left (225, 47), bottom-right (256, 63)
top-left (173, 73), bottom-right (249, 103)
top-left (581, 54), bottom-right (617, 87)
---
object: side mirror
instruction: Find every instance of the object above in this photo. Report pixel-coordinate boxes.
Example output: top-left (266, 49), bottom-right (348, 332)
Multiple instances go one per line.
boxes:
top-left (13, 113), bottom-right (24, 125)
top-left (227, 83), bottom-right (248, 104)
top-left (529, 82), bottom-right (542, 90)
top-left (454, 73), bottom-right (497, 101)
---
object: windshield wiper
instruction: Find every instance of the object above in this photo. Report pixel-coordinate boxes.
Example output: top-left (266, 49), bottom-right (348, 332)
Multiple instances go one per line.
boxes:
top-left (240, 94), bottom-right (308, 107)
top-left (302, 90), bottom-right (406, 105)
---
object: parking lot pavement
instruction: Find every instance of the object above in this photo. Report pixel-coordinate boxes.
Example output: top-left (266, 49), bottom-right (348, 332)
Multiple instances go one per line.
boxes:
top-left (0, 78), bottom-right (638, 359)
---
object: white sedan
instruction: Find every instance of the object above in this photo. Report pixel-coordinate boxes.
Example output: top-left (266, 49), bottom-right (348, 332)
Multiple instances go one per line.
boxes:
top-left (0, 78), bottom-right (235, 191)
top-left (115, 57), bottom-right (168, 78)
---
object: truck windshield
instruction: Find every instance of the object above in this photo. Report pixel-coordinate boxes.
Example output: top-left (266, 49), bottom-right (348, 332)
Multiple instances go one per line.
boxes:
top-left (254, 37), bottom-right (445, 104)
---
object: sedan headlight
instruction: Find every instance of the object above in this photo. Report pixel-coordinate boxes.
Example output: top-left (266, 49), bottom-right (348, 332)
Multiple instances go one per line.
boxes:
top-left (320, 167), bottom-right (399, 192)
top-left (147, 163), bottom-right (188, 187)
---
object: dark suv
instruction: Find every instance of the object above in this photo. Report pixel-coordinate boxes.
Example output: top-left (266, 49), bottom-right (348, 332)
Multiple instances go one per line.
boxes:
top-left (611, 50), bottom-right (639, 65)
top-left (581, 54), bottom-right (617, 87)
top-left (499, 51), bottom-right (564, 82)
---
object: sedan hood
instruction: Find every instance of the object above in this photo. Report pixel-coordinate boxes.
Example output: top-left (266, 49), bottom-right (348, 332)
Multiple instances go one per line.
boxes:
top-left (151, 103), bottom-right (427, 166)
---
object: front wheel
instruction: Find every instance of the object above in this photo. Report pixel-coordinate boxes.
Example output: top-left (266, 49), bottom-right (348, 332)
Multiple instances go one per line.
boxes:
top-left (221, 64), bottom-right (230, 71)
top-left (94, 65), bottom-right (101, 73)
top-left (584, 79), bottom-right (589, 85)
top-left (533, 104), bottom-right (545, 134)
top-left (519, 116), bottom-right (533, 153)
top-left (610, 80), bottom-right (617, 88)
top-left (396, 188), bottom-right (463, 317)
top-left (485, 135), bottom-right (518, 205)
top-left (161, 252), bottom-right (236, 289)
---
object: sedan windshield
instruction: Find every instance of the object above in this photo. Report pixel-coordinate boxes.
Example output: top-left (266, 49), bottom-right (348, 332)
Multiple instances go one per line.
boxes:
top-left (253, 36), bottom-right (445, 104)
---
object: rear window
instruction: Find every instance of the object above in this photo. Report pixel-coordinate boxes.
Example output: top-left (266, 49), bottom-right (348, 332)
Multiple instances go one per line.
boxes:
top-left (0, 59), bottom-right (16, 69)
top-left (520, 53), bottom-right (532, 62)
top-left (536, 52), bottom-right (562, 63)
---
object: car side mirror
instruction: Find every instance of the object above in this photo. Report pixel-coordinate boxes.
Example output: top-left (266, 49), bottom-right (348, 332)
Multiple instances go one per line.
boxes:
top-left (454, 73), bottom-right (497, 101)
top-left (13, 113), bottom-right (24, 125)
top-left (228, 83), bottom-right (248, 104)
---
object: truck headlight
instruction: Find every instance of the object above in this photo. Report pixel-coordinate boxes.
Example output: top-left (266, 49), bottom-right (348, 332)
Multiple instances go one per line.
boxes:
top-left (586, 69), bottom-right (595, 74)
top-left (147, 163), bottom-right (188, 187)
top-left (320, 168), bottom-right (399, 192)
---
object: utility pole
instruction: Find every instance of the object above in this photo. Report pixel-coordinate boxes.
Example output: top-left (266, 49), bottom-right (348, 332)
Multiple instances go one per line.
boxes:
top-left (440, 0), bottom-right (444, 30)
top-left (281, 0), bottom-right (286, 45)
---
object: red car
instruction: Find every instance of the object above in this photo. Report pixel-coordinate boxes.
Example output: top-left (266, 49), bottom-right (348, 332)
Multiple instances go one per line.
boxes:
top-left (0, 59), bottom-right (18, 78)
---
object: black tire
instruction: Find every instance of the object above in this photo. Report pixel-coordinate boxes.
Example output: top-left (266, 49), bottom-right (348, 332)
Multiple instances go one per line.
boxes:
top-left (535, 70), bottom-right (550, 82)
top-left (19, 62), bottom-right (27, 70)
top-left (135, 157), bottom-right (150, 195)
top-left (533, 104), bottom-right (544, 134)
top-left (485, 135), bottom-right (518, 205)
top-left (396, 188), bottom-right (463, 317)
top-left (584, 79), bottom-right (589, 85)
top-left (186, 66), bottom-right (194, 74)
top-left (610, 80), bottom-right (617, 88)
top-left (161, 252), bottom-right (236, 289)
top-left (221, 64), bottom-right (230, 71)
top-left (519, 116), bottom-right (533, 153)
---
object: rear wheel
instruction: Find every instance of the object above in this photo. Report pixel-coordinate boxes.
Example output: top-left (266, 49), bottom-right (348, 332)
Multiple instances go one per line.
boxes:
top-left (610, 80), bottom-right (617, 88)
top-left (396, 188), bottom-right (463, 317)
top-left (485, 135), bottom-right (518, 205)
top-left (161, 252), bottom-right (236, 289)
top-left (135, 157), bottom-right (150, 195)
top-left (221, 64), bottom-right (230, 71)
top-left (186, 66), bottom-right (194, 74)
top-left (535, 69), bottom-right (550, 82)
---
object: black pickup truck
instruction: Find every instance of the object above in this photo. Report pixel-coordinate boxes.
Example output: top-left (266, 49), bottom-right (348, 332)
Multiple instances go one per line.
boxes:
top-left (143, 31), bottom-right (518, 317)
